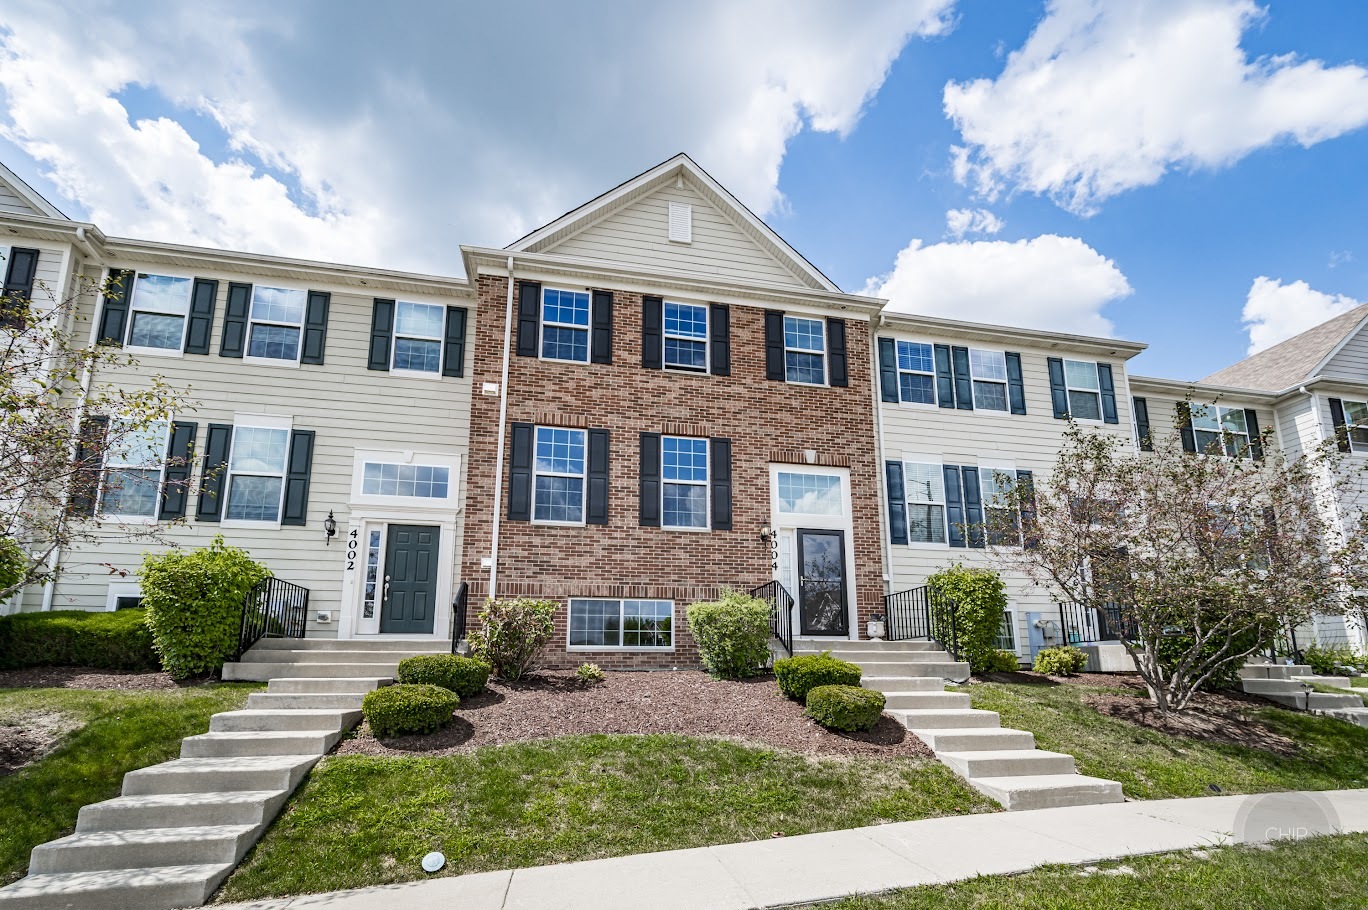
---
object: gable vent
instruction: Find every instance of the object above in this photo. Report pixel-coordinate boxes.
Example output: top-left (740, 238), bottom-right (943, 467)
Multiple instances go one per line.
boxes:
top-left (668, 201), bottom-right (692, 244)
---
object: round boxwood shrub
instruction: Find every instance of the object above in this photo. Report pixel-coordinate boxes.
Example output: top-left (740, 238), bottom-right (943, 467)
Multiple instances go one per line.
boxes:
top-left (979, 649), bottom-right (1021, 673)
top-left (397, 654), bottom-right (491, 697)
top-left (805, 684), bottom-right (885, 732)
top-left (0, 608), bottom-right (159, 671)
top-left (1033, 645), bottom-right (1089, 677)
top-left (773, 652), bottom-right (862, 701)
top-left (685, 588), bottom-right (772, 680)
top-left (362, 683), bottom-right (460, 738)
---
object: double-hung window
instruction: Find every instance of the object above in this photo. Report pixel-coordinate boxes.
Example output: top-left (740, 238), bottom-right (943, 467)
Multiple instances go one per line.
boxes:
top-left (969, 349), bottom-right (1009, 411)
top-left (661, 436), bottom-right (708, 529)
top-left (392, 301), bottom-right (445, 373)
top-left (784, 315), bottom-right (826, 384)
top-left (533, 427), bottom-right (586, 523)
top-left (569, 598), bottom-right (673, 649)
top-left (127, 274), bottom-right (192, 352)
top-left (663, 301), bottom-right (708, 372)
top-left (1342, 400), bottom-right (1368, 453)
top-left (1063, 360), bottom-right (1103, 421)
top-left (541, 288), bottom-right (590, 363)
top-left (100, 420), bottom-right (168, 518)
top-left (246, 286), bottom-right (307, 362)
top-left (224, 426), bottom-right (290, 522)
top-left (896, 341), bottom-right (936, 405)
top-left (1191, 405), bottom-right (1250, 457)
top-left (904, 461), bottom-right (946, 544)
top-left (980, 467), bottom-right (1019, 545)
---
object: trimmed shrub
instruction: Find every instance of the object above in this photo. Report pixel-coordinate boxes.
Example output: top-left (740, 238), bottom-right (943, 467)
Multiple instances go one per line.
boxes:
top-left (926, 564), bottom-right (1008, 672)
top-left (397, 654), bottom-right (491, 697)
top-left (470, 598), bottom-right (556, 680)
top-left (686, 588), bottom-right (772, 680)
top-left (773, 652), bottom-right (862, 701)
top-left (1034, 645), bottom-right (1089, 677)
top-left (140, 536), bottom-right (270, 679)
top-left (1304, 644), bottom-right (1367, 676)
top-left (362, 683), bottom-right (460, 737)
top-left (0, 536), bottom-right (25, 594)
top-left (979, 649), bottom-right (1021, 673)
top-left (805, 684), bottom-right (885, 732)
top-left (0, 608), bottom-right (159, 671)
top-left (576, 662), bottom-right (606, 685)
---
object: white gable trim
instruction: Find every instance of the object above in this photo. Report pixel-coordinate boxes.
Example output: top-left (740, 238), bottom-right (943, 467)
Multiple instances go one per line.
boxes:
top-left (505, 153), bottom-right (840, 294)
top-left (0, 161), bottom-right (67, 220)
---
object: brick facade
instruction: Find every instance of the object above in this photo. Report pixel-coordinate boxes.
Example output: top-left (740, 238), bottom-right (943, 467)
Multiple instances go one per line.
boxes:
top-left (460, 275), bottom-right (884, 669)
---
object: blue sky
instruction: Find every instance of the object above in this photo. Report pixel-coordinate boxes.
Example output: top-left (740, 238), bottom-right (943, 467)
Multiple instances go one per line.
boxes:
top-left (1, 0), bottom-right (1366, 381)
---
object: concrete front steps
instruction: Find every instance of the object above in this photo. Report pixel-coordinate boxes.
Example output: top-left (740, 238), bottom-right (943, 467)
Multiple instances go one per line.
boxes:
top-left (0, 643), bottom-right (408, 909)
top-left (221, 638), bottom-right (449, 682)
top-left (797, 639), bottom-right (1123, 811)
top-left (1240, 661), bottom-right (1368, 727)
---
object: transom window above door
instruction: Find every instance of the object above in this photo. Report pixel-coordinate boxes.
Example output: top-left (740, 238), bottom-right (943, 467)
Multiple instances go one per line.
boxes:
top-left (362, 463), bottom-right (450, 498)
top-left (127, 273), bottom-right (192, 351)
top-left (393, 301), bottom-right (445, 373)
top-left (663, 302), bottom-right (707, 372)
top-left (784, 315), bottom-right (826, 384)
top-left (541, 288), bottom-right (590, 363)
top-left (776, 472), bottom-right (842, 515)
top-left (246, 286), bottom-right (307, 362)
top-left (533, 427), bottom-right (586, 523)
top-left (969, 349), bottom-right (1009, 411)
top-left (896, 341), bottom-right (936, 405)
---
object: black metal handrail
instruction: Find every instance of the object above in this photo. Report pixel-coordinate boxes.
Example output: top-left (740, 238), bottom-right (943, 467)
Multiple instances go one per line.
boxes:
top-left (749, 580), bottom-right (794, 657)
top-left (884, 585), bottom-right (960, 659)
top-left (1268, 623), bottom-right (1305, 665)
top-left (1058, 602), bottom-right (1134, 645)
top-left (450, 581), bottom-right (470, 654)
top-left (233, 577), bottom-right (309, 660)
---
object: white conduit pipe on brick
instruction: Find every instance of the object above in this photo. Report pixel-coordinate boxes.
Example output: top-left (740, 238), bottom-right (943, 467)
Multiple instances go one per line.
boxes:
top-left (487, 256), bottom-right (516, 600)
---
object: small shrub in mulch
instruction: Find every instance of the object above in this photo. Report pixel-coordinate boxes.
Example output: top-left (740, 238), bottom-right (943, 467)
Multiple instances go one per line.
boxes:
top-left (362, 684), bottom-right (460, 738)
top-left (806, 685), bottom-right (886, 732)
top-left (1083, 692), bottom-right (1300, 757)
top-left (774, 653), bottom-right (862, 701)
top-left (397, 654), bottom-right (491, 697)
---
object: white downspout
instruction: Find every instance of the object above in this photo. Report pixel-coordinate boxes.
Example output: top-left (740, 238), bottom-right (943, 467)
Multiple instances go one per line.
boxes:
top-left (871, 317), bottom-right (894, 595)
top-left (487, 257), bottom-right (516, 600)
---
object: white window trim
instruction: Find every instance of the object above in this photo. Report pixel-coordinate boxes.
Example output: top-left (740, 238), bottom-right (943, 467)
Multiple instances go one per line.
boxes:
top-left (1063, 359), bottom-right (1106, 425)
top-left (98, 419), bottom-right (170, 523)
top-left (772, 464), bottom-right (851, 522)
top-left (783, 314), bottom-right (828, 386)
top-left (895, 338), bottom-right (939, 409)
top-left (662, 300), bottom-right (709, 374)
top-left (995, 607), bottom-right (1019, 654)
top-left (104, 581), bottom-right (143, 613)
top-left (901, 455), bottom-right (948, 548)
top-left (968, 348), bottom-right (1010, 412)
top-left (350, 449), bottom-right (461, 509)
top-left (221, 416), bottom-right (293, 529)
top-left (242, 283), bottom-right (309, 368)
top-left (661, 436), bottom-right (710, 531)
top-left (1191, 404), bottom-right (1252, 458)
top-left (531, 426), bottom-right (587, 527)
top-left (1341, 399), bottom-right (1368, 455)
top-left (538, 286), bottom-right (591, 365)
top-left (124, 271), bottom-right (193, 359)
top-left (567, 598), bottom-right (676, 651)
top-left (390, 300), bottom-right (447, 378)
top-left (979, 462), bottom-right (1022, 547)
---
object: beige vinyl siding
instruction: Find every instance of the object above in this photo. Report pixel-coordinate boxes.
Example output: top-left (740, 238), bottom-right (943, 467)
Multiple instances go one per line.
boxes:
top-left (1139, 395), bottom-right (1275, 455)
top-left (1275, 393), bottom-right (1318, 459)
top-left (0, 179), bottom-right (44, 217)
top-left (1317, 323), bottom-right (1368, 383)
top-left (550, 183), bottom-right (807, 288)
top-left (878, 332), bottom-right (1136, 657)
top-left (37, 264), bottom-right (475, 637)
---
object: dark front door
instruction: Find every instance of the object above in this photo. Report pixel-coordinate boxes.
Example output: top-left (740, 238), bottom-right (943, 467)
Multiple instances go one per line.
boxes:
top-left (797, 529), bottom-right (849, 636)
top-left (379, 524), bottom-right (439, 634)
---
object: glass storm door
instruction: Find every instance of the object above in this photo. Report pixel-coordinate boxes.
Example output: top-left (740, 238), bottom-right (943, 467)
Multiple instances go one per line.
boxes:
top-left (379, 524), bottom-right (439, 634)
top-left (797, 529), bottom-right (849, 636)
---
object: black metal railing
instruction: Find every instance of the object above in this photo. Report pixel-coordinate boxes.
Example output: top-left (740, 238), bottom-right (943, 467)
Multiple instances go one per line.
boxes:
top-left (1268, 623), bottom-right (1305, 665)
top-left (749, 580), bottom-right (795, 657)
top-left (450, 582), bottom-right (470, 654)
top-left (234, 577), bottom-right (309, 659)
top-left (884, 585), bottom-right (960, 660)
top-left (1058, 602), bottom-right (1134, 645)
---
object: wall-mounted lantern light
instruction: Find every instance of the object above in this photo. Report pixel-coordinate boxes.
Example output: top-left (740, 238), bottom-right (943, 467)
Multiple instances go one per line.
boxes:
top-left (323, 510), bottom-right (338, 545)
top-left (759, 525), bottom-right (773, 542)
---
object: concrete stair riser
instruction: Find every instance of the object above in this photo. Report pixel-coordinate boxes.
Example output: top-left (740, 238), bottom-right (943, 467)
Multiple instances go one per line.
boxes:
top-left (266, 677), bottom-right (389, 694)
top-left (879, 691), bottom-right (973, 710)
top-left (29, 825), bottom-right (259, 875)
top-left (210, 709), bottom-right (361, 734)
top-left (250, 638), bottom-right (449, 652)
top-left (181, 730), bottom-right (345, 759)
top-left (1240, 678), bottom-right (1308, 696)
top-left (968, 775), bottom-right (1125, 811)
top-left (1301, 675), bottom-right (1354, 689)
top-left (860, 677), bottom-right (948, 693)
top-left (122, 756), bottom-right (320, 796)
top-left (938, 749), bottom-right (1076, 778)
top-left (793, 650), bottom-right (954, 663)
top-left (238, 649), bottom-right (440, 664)
top-left (912, 729), bottom-right (1036, 752)
top-left (1239, 664), bottom-right (1311, 680)
top-left (246, 692), bottom-right (367, 711)
top-left (792, 640), bottom-right (940, 653)
top-left (223, 662), bottom-right (401, 681)
top-left (77, 792), bottom-right (289, 833)
top-left (1308, 692), bottom-right (1363, 710)
top-left (1318, 707), bottom-right (1368, 727)
top-left (0, 863), bottom-right (235, 910)
top-left (846, 661), bottom-right (971, 679)
top-left (887, 708), bottom-right (1000, 729)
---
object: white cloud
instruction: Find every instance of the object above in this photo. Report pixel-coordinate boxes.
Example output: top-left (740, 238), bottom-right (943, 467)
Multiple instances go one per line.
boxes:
top-left (945, 0), bottom-right (1368, 214)
top-left (945, 207), bottom-right (1004, 239)
top-left (1242, 276), bottom-right (1361, 354)
top-left (0, 0), bottom-right (956, 274)
top-left (863, 235), bottom-right (1132, 336)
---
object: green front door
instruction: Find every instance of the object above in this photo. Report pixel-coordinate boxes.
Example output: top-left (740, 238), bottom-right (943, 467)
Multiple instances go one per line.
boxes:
top-left (379, 524), bottom-right (439, 634)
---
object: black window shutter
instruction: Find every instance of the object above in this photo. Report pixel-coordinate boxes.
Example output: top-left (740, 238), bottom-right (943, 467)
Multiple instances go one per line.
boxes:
top-left (1097, 363), bottom-right (1119, 424)
top-left (1176, 402), bottom-right (1197, 453)
top-left (219, 283), bottom-right (252, 358)
top-left (367, 298), bottom-right (394, 371)
top-left (586, 429), bottom-right (610, 525)
top-left (943, 465), bottom-right (966, 548)
top-left (1329, 398), bottom-right (1351, 453)
top-left (951, 346), bottom-right (973, 411)
top-left (516, 281), bottom-right (541, 357)
top-left (885, 461), bottom-right (908, 545)
top-left (1, 246), bottom-right (39, 328)
top-left (710, 438), bottom-right (732, 531)
top-left (1005, 352), bottom-right (1027, 415)
top-left (442, 306), bottom-right (468, 377)
top-left (591, 290), bottom-right (613, 364)
top-left (195, 423), bottom-right (233, 521)
top-left (158, 421), bottom-right (198, 520)
top-left (709, 303), bottom-right (730, 376)
top-left (764, 310), bottom-right (785, 381)
top-left (961, 465), bottom-right (985, 548)
top-left (96, 270), bottom-right (134, 346)
top-left (1244, 409), bottom-right (1264, 460)
top-left (1016, 469), bottom-right (1038, 549)
top-left (69, 415), bottom-right (110, 517)
top-left (1047, 357), bottom-right (1069, 419)
top-left (641, 295), bottom-right (663, 369)
top-left (639, 433), bottom-right (662, 527)
top-left (826, 318), bottom-right (848, 387)
top-left (1133, 397), bottom-right (1153, 451)
top-left (877, 337), bottom-right (898, 402)
top-left (281, 430), bottom-right (315, 526)
top-left (300, 291), bottom-right (330, 365)
top-left (183, 279), bottom-right (218, 355)
top-left (934, 344), bottom-right (955, 409)
top-left (508, 423), bottom-right (533, 521)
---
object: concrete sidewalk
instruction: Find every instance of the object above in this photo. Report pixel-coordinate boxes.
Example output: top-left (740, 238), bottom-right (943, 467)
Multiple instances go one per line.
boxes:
top-left (223, 789), bottom-right (1368, 910)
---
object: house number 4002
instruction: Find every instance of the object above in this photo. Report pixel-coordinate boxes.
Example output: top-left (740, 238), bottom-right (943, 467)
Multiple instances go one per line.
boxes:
top-left (346, 528), bottom-right (359, 571)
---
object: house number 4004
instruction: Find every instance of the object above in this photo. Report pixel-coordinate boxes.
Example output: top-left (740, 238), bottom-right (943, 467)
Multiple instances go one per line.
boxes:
top-left (346, 529), bottom-right (359, 571)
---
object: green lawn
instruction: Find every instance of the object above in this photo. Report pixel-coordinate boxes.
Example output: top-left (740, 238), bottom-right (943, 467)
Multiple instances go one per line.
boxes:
top-left (0, 684), bottom-right (260, 885)
top-left (1353, 676), bottom-right (1367, 689)
top-left (967, 679), bottom-right (1368, 800)
top-left (814, 833), bottom-right (1368, 910)
top-left (218, 734), bottom-right (994, 902)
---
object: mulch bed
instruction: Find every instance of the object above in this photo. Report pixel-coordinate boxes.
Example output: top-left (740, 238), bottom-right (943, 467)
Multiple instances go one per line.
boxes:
top-left (0, 667), bottom-right (186, 691)
top-left (334, 670), bottom-right (932, 759)
top-left (0, 711), bottom-right (81, 775)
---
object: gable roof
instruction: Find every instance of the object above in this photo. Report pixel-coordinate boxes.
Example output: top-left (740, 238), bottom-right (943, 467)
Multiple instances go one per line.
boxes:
top-left (506, 153), bottom-right (840, 293)
top-left (1202, 302), bottom-right (1368, 391)
top-left (0, 161), bottom-right (67, 220)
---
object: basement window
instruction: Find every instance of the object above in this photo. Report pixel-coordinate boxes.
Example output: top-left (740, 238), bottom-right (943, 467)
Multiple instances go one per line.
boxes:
top-left (569, 598), bottom-right (674, 649)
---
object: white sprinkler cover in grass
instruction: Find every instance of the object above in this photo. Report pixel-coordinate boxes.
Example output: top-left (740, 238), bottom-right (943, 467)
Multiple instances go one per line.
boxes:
top-left (422, 851), bottom-right (446, 873)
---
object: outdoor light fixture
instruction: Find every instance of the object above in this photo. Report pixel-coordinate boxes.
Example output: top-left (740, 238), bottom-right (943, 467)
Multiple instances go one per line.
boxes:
top-left (759, 525), bottom-right (773, 542)
top-left (323, 510), bottom-right (338, 544)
